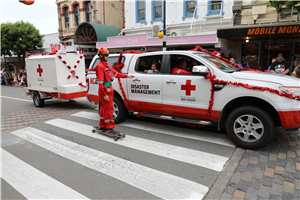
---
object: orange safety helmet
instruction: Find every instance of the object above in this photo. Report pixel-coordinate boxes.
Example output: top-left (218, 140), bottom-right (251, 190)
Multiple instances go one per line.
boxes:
top-left (97, 46), bottom-right (109, 55)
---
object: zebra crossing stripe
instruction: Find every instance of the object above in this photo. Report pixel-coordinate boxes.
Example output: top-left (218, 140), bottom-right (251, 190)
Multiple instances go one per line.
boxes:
top-left (1, 148), bottom-right (89, 199)
top-left (45, 118), bottom-right (228, 172)
top-left (11, 127), bottom-right (209, 199)
top-left (71, 111), bottom-right (235, 147)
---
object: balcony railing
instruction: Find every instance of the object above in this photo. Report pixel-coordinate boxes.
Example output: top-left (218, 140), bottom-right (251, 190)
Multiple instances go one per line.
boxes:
top-left (190, 2), bottom-right (233, 34)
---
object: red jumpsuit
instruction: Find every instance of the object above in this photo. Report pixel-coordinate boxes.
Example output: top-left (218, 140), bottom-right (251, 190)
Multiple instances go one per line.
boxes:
top-left (95, 60), bottom-right (128, 129)
top-left (170, 67), bottom-right (191, 75)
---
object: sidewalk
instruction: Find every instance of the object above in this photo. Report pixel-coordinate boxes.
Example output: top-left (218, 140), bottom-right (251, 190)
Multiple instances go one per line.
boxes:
top-left (220, 128), bottom-right (300, 200)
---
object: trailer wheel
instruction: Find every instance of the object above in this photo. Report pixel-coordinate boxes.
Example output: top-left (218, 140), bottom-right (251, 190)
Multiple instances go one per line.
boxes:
top-left (33, 92), bottom-right (45, 107)
top-left (226, 106), bottom-right (275, 150)
top-left (113, 96), bottom-right (128, 124)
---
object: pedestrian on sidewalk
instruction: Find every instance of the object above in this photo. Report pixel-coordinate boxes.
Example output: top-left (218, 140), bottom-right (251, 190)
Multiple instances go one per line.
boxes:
top-left (18, 69), bottom-right (24, 85)
top-left (4, 69), bottom-right (13, 86)
top-left (95, 46), bottom-right (135, 135)
top-left (21, 72), bottom-right (27, 87)
top-left (268, 58), bottom-right (277, 72)
top-left (292, 60), bottom-right (300, 78)
top-left (12, 70), bottom-right (18, 86)
top-left (270, 53), bottom-right (289, 75)
top-left (248, 57), bottom-right (262, 71)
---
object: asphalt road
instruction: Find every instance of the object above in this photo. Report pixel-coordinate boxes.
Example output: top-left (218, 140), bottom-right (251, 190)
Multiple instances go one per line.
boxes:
top-left (1, 85), bottom-right (242, 199)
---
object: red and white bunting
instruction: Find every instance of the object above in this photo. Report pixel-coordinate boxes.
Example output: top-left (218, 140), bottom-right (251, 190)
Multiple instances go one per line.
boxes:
top-left (56, 52), bottom-right (83, 79)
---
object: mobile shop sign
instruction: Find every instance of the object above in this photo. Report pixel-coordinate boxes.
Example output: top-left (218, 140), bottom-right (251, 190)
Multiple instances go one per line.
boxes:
top-left (247, 25), bottom-right (300, 36)
top-left (218, 25), bottom-right (300, 38)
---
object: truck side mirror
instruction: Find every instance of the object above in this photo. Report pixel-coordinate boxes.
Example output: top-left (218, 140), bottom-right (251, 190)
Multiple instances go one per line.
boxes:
top-left (192, 66), bottom-right (209, 76)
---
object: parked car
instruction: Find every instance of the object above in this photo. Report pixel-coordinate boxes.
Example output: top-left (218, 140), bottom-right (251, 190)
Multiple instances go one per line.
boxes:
top-left (86, 51), bottom-right (300, 149)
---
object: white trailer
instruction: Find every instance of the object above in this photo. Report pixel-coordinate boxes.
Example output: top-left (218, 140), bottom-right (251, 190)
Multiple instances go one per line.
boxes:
top-left (23, 52), bottom-right (87, 107)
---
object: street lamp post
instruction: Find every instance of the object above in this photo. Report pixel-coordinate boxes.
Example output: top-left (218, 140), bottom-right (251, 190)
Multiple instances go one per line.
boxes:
top-left (163, 0), bottom-right (166, 51)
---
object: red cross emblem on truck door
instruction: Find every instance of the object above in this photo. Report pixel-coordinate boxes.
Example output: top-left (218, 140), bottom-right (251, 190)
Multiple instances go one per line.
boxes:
top-left (37, 64), bottom-right (43, 77)
top-left (181, 80), bottom-right (196, 96)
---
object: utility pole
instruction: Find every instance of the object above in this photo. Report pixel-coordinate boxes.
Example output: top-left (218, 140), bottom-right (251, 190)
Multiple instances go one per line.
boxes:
top-left (163, 0), bottom-right (166, 51)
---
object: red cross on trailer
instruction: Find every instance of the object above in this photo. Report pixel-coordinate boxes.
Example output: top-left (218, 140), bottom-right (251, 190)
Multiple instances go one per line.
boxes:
top-left (181, 80), bottom-right (196, 96)
top-left (37, 64), bottom-right (43, 77)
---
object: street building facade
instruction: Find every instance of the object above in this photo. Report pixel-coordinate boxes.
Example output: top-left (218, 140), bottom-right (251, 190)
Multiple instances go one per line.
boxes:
top-left (96, 0), bottom-right (235, 53)
top-left (56, 0), bottom-right (125, 66)
top-left (217, 0), bottom-right (300, 72)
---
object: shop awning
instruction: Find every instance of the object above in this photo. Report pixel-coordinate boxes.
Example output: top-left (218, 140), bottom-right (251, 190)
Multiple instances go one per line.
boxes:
top-left (74, 22), bottom-right (120, 45)
top-left (217, 23), bottom-right (300, 41)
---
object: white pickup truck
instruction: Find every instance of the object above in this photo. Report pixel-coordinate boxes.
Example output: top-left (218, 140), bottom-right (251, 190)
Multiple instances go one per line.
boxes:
top-left (86, 51), bottom-right (300, 149)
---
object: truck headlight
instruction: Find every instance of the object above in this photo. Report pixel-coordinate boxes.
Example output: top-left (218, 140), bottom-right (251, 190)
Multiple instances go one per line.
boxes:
top-left (279, 86), bottom-right (300, 95)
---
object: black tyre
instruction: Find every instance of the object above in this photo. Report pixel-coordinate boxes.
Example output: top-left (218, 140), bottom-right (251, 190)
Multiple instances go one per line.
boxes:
top-left (226, 106), bottom-right (275, 149)
top-left (113, 95), bottom-right (128, 123)
top-left (33, 92), bottom-right (45, 107)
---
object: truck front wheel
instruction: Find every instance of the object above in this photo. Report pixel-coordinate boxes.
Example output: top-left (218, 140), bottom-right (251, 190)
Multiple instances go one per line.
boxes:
top-left (113, 96), bottom-right (128, 124)
top-left (226, 106), bottom-right (275, 149)
top-left (33, 92), bottom-right (45, 107)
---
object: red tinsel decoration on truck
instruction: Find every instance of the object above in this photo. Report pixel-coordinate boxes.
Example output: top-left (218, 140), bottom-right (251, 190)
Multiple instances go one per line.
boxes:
top-left (111, 47), bottom-right (300, 128)
top-left (91, 47), bottom-right (300, 128)
top-left (202, 71), bottom-right (300, 121)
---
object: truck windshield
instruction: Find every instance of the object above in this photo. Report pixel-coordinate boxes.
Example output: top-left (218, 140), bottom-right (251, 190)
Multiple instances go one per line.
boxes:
top-left (194, 53), bottom-right (239, 73)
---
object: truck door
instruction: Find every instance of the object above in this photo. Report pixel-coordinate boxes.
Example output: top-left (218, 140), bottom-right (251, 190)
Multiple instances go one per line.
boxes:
top-left (127, 54), bottom-right (163, 113)
top-left (162, 54), bottom-right (211, 119)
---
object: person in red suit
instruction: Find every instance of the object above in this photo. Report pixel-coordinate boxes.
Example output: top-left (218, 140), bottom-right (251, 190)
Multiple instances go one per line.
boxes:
top-left (95, 46), bottom-right (134, 134)
top-left (19, 0), bottom-right (35, 5)
top-left (170, 58), bottom-right (191, 75)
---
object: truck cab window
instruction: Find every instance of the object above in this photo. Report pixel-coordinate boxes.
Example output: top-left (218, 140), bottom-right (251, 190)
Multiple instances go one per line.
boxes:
top-left (136, 55), bottom-right (162, 74)
top-left (91, 56), bottom-right (125, 69)
top-left (169, 55), bottom-right (202, 74)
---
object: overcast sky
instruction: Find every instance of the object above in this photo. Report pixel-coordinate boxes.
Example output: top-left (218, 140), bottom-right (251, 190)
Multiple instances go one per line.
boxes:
top-left (1, 0), bottom-right (58, 35)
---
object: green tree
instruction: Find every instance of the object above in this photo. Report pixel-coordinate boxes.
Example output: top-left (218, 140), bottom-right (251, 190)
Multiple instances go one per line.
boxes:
top-left (1, 20), bottom-right (43, 69)
top-left (0, 23), bottom-right (13, 68)
top-left (269, 1), bottom-right (300, 19)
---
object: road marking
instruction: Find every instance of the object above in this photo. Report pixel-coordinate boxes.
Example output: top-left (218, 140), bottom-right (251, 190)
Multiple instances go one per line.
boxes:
top-left (0, 95), bottom-right (31, 102)
top-left (1, 148), bottom-right (89, 199)
top-left (71, 111), bottom-right (236, 147)
top-left (11, 127), bottom-right (209, 200)
top-left (46, 118), bottom-right (229, 172)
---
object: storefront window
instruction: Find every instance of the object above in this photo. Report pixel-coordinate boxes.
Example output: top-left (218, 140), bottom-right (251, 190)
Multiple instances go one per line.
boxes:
top-left (182, 0), bottom-right (197, 20)
top-left (242, 43), bottom-right (259, 57)
top-left (86, 1), bottom-right (92, 22)
top-left (64, 7), bottom-right (69, 29)
top-left (210, 1), bottom-right (222, 11)
top-left (74, 4), bottom-right (80, 26)
top-left (262, 43), bottom-right (293, 71)
top-left (293, 42), bottom-right (300, 70)
top-left (207, 0), bottom-right (223, 16)
top-left (187, 0), bottom-right (196, 14)
top-left (241, 43), bottom-right (259, 68)
top-left (136, 1), bottom-right (146, 23)
top-left (154, 1), bottom-right (162, 18)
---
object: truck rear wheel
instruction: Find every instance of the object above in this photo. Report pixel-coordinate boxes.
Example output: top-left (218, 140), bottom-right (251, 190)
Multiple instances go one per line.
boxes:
top-left (113, 96), bottom-right (128, 124)
top-left (33, 92), bottom-right (45, 107)
top-left (226, 106), bottom-right (275, 149)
